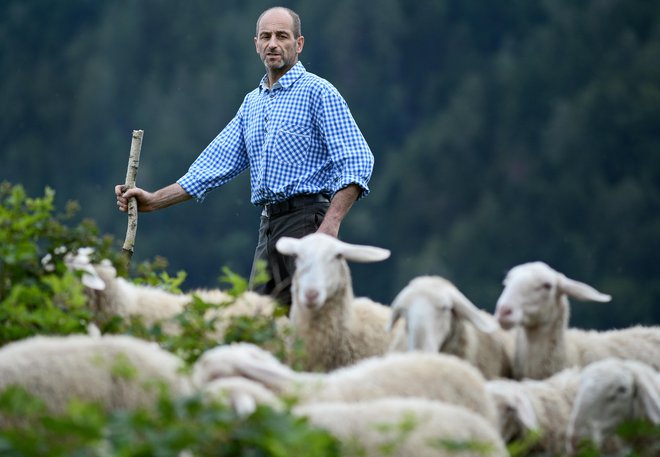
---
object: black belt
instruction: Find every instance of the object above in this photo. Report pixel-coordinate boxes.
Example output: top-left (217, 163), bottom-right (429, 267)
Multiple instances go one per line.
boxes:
top-left (263, 193), bottom-right (330, 217)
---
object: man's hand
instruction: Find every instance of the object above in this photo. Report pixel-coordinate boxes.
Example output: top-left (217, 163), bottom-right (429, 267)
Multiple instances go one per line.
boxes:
top-left (115, 183), bottom-right (191, 213)
top-left (115, 185), bottom-right (150, 212)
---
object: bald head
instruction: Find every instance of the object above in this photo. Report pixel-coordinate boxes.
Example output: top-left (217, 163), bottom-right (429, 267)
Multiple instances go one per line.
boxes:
top-left (256, 7), bottom-right (301, 38)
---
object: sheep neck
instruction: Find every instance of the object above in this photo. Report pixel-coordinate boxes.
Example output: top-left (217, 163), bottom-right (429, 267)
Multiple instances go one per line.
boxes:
top-left (291, 264), bottom-right (357, 371)
top-left (515, 296), bottom-right (570, 379)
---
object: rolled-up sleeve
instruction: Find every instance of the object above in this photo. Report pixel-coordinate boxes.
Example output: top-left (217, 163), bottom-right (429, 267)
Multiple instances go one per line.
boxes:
top-left (177, 107), bottom-right (249, 202)
top-left (318, 89), bottom-right (374, 199)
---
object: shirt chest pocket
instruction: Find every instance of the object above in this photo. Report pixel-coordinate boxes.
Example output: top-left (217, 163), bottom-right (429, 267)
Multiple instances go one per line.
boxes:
top-left (273, 123), bottom-right (311, 165)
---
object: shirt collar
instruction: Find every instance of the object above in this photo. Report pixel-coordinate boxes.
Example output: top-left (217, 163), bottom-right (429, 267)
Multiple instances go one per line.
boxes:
top-left (259, 61), bottom-right (306, 92)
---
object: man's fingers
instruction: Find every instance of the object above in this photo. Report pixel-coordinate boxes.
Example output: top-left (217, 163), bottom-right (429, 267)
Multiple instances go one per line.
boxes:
top-left (114, 184), bottom-right (128, 197)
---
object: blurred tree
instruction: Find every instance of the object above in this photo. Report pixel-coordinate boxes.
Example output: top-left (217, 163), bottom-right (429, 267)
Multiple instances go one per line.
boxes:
top-left (2, 0), bottom-right (659, 329)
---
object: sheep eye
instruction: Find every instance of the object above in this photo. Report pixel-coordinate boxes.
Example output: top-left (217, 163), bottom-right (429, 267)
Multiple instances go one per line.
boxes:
top-left (540, 282), bottom-right (552, 290)
top-left (607, 386), bottom-right (627, 401)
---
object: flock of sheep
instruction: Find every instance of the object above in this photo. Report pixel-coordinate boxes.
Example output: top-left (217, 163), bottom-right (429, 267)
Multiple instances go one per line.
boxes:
top-left (1, 235), bottom-right (659, 456)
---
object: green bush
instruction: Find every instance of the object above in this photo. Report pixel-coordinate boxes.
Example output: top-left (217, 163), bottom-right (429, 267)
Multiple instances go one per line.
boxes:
top-left (0, 182), bottom-right (121, 344)
top-left (0, 386), bottom-right (340, 457)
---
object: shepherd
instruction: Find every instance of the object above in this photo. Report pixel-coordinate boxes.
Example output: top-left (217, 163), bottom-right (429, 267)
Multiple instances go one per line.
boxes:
top-left (115, 7), bottom-right (374, 308)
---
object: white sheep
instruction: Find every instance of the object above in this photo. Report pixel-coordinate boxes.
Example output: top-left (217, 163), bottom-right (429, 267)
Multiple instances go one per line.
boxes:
top-left (566, 357), bottom-right (660, 454)
top-left (275, 233), bottom-right (403, 371)
top-left (294, 398), bottom-right (508, 457)
top-left (192, 342), bottom-right (499, 427)
top-left (485, 367), bottom-right (581, 454)
top-left (85, 262), bottom-right (287, 341)
top-left (60, 248), bottom-right (204, 326)
top-left (0, 334), bottom-right (192, 421)
top-left (494, 261), bottom-right (660, 380)
top-left (386, 275), bottom-right (513, 379)
top-left (87, 262), bottom-right (194, 326)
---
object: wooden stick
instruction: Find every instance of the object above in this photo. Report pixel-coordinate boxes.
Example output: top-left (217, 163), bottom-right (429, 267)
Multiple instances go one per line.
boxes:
top-left (122, 129), bottom-right (144, 260)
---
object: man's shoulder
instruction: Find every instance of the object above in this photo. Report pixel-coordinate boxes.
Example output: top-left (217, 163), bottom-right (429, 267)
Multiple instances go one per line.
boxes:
top-left (296, 70), bottom-right (342, 97)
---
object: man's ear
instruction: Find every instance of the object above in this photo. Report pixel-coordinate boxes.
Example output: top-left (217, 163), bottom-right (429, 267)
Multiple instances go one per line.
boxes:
top-left (254, 37), bottom-right (259, 53)
top-left (296, 35), bottom-right (304, 53)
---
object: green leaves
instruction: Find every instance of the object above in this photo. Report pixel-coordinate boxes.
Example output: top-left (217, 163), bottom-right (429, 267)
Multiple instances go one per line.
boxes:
top-left (0, 387), bottom-right (340, 457)
top-left (0, 182), bottom-right (113, 344)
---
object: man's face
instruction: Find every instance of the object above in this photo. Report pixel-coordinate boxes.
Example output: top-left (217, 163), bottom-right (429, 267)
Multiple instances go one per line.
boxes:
top-left (254, 9), bottom-right (303, 75)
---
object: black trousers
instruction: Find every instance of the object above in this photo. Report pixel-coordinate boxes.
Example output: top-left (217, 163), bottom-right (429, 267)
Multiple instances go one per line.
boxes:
top-left (249, 198), bottom-right (329, 307)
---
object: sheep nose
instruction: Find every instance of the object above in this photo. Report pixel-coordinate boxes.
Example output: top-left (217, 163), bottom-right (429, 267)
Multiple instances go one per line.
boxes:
top-left (495, 305), bottom-right (515, 329)
top-left (495, 305), bottom-right (512, 319)
top-left (304, 289), bottom-right (319, 305)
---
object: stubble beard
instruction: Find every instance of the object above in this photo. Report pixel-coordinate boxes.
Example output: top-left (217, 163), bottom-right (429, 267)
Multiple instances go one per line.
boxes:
top-left (262, 54), bottom-right (286, 71)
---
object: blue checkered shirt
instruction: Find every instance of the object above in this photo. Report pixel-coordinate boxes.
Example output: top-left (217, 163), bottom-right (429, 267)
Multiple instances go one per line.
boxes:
top-left (177, 62), bottom-right (374, 206)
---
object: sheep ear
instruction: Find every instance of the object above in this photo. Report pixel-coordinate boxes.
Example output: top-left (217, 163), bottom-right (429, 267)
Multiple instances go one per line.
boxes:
top-left (385, 306), bottom-right (403, 332)
top-left (628, 361), bottom-right (660, 422)
top-left (513, 391), bottom-right (540, 431)
top-left (275, 237), bottom-right (300, 256)
top-left (339, 242), bottom-right (391, 263)
top-left (81, 269), bottom-right (107, 290)
top-left (386, 290), bottom-right (409, 332)
top-left (557, 274), bottom-right (611, 302)
top-left (448, 287), bottom-right (499, 333)
top-left (237, 357), bottom-right (296, 391)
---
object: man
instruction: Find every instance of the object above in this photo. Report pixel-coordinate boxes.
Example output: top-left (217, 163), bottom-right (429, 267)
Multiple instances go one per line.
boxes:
top-left (115, 7), bottom-right (373, 306)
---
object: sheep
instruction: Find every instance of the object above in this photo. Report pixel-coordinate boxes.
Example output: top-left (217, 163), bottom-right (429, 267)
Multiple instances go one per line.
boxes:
top-left (566, 357), bottom-right (660, 455)
top-left (80, 261), bottom-right (287, 342)
top-left (0, 333), bottom-right (193, 422)
top-left (485, 367), bottom-right (581, 454)
top-left (494, 261), bottom-right (660, 380)
top-left (192, 342), bottom-right (499, 427)
top-left (60, 247), bottom-right (283, 330)
top-left (86, 261), bottom-right (196, 326)
top-left (386, 275), bottom-right (513, 379)
top-left (294, 398), bottom-right (508, 457)
top-left (275, 233), bottom-right (403, 372)
top-left (197, 288), bottom-right (290, 342)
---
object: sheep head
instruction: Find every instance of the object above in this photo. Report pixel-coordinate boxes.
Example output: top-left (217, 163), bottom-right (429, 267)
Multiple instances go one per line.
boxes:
top-left (387, 276), bottom-right (499, 352)
top-left (486, 380), bottom-right (540, 443)
top-left (192, 342), bottom-right (295, 392)
top-left (494, 261), bottom-right (611, 330)
top-left (276, 233), bottom-right (390, 311)
top-left (566, 358), bottom-right (660, 452)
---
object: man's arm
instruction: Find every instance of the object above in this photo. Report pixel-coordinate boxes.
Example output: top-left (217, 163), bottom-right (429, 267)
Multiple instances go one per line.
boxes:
top-left (115, 183), bottom-right (192, 213)
top-left (317, 184), bottom-right (361, 238)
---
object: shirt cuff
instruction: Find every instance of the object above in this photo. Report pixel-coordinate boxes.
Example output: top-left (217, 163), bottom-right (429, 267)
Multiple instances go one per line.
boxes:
top-left (334, 175), bottom-right (370, 199)
top-left (176, 175), bottom-right (207, 202)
